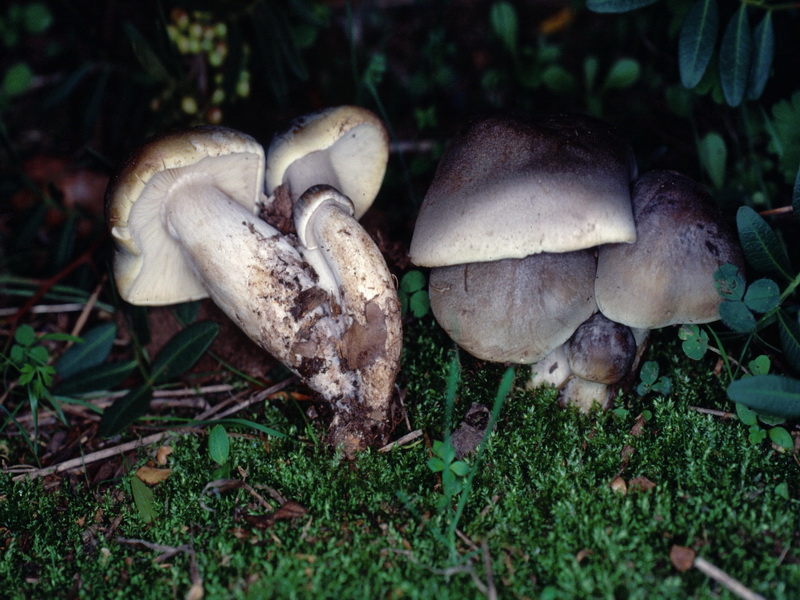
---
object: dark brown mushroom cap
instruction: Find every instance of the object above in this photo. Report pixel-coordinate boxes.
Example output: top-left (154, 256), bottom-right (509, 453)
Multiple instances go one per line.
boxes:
top-left (410, 113), bottom-right (637, 267)
top-left (428, 249), bottom-right (597, 363)
top-left (566, 312), bottom-right (636, 385)
top-left (595, 170), bottom-right (745, 329)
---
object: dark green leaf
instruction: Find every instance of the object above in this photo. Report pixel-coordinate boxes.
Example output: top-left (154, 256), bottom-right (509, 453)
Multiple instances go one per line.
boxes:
top-left (130, 476), bottom-right (157, 523)
top-left (400, 270), bottom-right (426, 294)
top-left (651, 377), bottom-right (672, 396)
top-left (777, 311), bottom-right (800, 373)
top-left (55, 323), bottom-right (117, 379)
top-left (450, 461), bottom-right (470, 477)
top-left (679, 325), bottom-right (709, 360)
top-left (427, 457), bottom-right (446, 473)
top-left (490, 2), bottom-right (518, 55)
top-left (719, 300), bottom-right (756, 333)
top-left (793, 166), bottom-right (800, 220)
top-left (743, 278), bottom-right (780, 313)
top-left (713, 263), bottom-right (745, 300)
top-left (54, 360), bottom-right (137, 396)
top-left (53, 213), bottom-right (76, 271)
top-left (768, 426), bottom-right (793, 450)
top-left (586, 0), bottom-right (659, 13)
top-left (748, 425), bottom-right (767, 444)
top-left (28, 346), bottom-right (48, 365)
top-left (23, 3), bottom-right (53, 33)
top-left (2, 62), bottom-right (33, 96)
top-left (678, 0), bottom-right (718, 89)
top-left (410, 291), bottom-right (430, 318)
top-left (718, 4), bottom-right (752, 107)
top-left (735, 401), bottom-right (758, 426)
top-left (123, 23), bottom-right (171, 83)
top-left (541, 65), bottom-right (578, 93)
top-left (14, 324), bottom-right (36, 347)
top-left (698, 131), bottom-right (726, 189)
top-left (747, 12), bottom-right (773, 101)
top-left (173, 301), bottom-right (200, 325)
top-left (639, 360), bottom-right (658, 386)
top-left (149, 321), bottom-right (218, 385)
top-left (98, 384), bottom-right (153, 437)
top-left (727, 374), bottom-right (800, 417)
top-left (208, 424), bottom-right (230, 465)
top-left (748, 355), bottom-right (771, 375)
top-left (736, 206), bottom-right (792, 282)
top-left (603, 58), bottom-right (641, 90)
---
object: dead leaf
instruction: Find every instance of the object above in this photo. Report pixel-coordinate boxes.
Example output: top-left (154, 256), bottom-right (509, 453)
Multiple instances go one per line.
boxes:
top-left (243, 501), bottom-right (308, 529)
top-left (135, 466), bottom-right (172, 484)
top-left (156, 446), bottom-right (173, 465)
top-left (575, 548), bottom-right (593, 563)
top-left (629, 413), bottom-right (647, 437)
top-left (609, 476), bottom-right (627, 494)
top-left (670, 545), bottom-right (696, 572)
top-left (629, 476), bottom-right (656, 492)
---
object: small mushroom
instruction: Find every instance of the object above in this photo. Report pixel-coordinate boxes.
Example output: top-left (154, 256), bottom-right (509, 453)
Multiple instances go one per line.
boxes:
top-left (106, 126), bottom-right (401, 455)
top-left (595, 170), bottom-right (745, 329)
top-left (266, 105), bottom-right (389, 220)
top-left (561, 312), bottom-right (637, 411)
top-left (410, 113), bottom-right (636, 365)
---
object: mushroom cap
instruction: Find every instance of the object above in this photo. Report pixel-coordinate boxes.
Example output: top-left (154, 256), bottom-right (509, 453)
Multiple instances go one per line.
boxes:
top-left (595, 170), bottom-right (745, 329)
top-left (265, 105), bottom-right (389, 219)
top-left (410, 113), bottom-right (637, 267)
top-left (566, 312), bottom-right (636, 385)
top-left (106, 126), bottom-right (265, 305)
top-left (429, 249), bottom-right (597, 363)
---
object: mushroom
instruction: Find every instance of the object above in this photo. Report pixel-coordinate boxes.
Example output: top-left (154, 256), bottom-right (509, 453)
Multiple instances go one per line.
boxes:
top-left (595, 170), bottom-right (745, 330)
top-left (106, 125), bottom-right (401, 455)
top-left (560, 312), bottom-right (637, 411)
top-left (266, 105), bottom-right (389, 221)
top-left (410, 113), bottom-right (637, 370)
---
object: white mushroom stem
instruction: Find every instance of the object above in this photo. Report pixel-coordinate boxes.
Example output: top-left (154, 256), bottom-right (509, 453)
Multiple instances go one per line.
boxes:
top-left (294, 185), bottom-right (403, 446)
top-left (160, 174), bottom-right (401, 453)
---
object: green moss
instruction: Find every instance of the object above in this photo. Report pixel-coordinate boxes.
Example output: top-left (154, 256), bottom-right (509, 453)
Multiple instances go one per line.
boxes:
top-left (2, 321), bottom-right (799, 598)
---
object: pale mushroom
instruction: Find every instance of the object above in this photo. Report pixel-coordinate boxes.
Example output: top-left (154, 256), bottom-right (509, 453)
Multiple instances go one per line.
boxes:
top-left (410, 113), bottom-right (637, 368)
top-left (266, 105), bottom-right (389, 220)
top-left (595, 170), bottom-right (745, 329)
top-left (106, 125), bottom-right (401, 454)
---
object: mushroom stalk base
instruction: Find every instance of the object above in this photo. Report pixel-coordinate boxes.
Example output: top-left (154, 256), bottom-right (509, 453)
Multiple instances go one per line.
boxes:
top-left (162, 175), bottom-right (400, 454)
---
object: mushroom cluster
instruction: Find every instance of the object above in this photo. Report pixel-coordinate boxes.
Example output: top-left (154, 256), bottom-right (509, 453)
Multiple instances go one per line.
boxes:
top-left (106, 106), bottom-right (402, 455)
top-left (410, 113), bottom-right (744, 411)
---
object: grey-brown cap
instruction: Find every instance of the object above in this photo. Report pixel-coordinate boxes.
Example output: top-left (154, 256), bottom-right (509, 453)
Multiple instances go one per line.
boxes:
top-left (428, 249), bottom-right (597, 363)
top-left (106, 126), bottom-right (265, 305)
top-left (410, 113), bottom-right (637, 267)
top-left (566, 312), bottom-right (636, 385)
top-left (266, 106), bottom-right (389, 219)
top-left (595, 170), bottom-right (745, 329)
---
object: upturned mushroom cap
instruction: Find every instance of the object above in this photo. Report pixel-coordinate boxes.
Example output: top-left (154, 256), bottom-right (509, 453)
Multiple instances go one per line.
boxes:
top-left (106, 126), bottom-right (265, 304)
top-left (428, 250), bottom-right (597, 363)
top-left (410, 113), bottom-right (637, 267)
top-left (595, 170), bottom-right (745, 329)
top-left (266, 105), bottom-right (389, 219)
